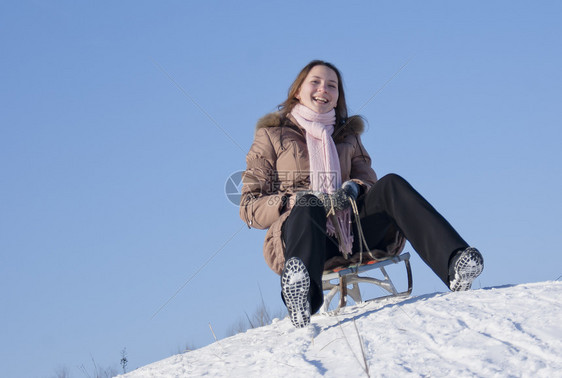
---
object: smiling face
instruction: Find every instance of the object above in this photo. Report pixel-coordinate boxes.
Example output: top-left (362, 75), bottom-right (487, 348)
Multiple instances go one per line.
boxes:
top-left (296, 65), bottom-right (339, 114)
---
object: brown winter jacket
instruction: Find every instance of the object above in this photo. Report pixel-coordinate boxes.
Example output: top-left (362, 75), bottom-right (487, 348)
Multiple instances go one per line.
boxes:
top-left (240, 112), bottom-right (403, 275)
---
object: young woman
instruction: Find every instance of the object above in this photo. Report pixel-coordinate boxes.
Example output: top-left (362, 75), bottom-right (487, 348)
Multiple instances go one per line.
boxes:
top-left (239, 60), bottom-right (483, 328)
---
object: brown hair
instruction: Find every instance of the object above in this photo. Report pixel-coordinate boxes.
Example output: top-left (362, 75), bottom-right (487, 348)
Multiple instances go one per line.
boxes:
top-left (278, 60), bottom-right (349, 128)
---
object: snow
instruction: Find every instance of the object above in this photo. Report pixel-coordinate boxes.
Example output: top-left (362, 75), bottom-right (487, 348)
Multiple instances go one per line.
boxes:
top-left (119, 281), bottom-right (562, 377)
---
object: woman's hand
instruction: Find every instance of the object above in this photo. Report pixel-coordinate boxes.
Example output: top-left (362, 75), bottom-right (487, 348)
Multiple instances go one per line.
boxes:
top-left (341, 180), bottom-right (360, 201)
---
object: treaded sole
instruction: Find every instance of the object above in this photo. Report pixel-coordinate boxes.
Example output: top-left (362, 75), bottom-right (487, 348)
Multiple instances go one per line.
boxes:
top-left (450, 247), bottom-right (484, 291)
top-left (281, 258), bottom-right (311, 328)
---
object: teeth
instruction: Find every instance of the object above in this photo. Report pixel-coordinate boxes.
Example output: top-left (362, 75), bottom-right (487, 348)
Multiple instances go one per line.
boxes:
top-left (314, 97), bottom-right (328, 103)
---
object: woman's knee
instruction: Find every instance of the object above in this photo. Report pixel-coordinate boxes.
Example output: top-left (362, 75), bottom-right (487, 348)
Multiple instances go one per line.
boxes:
top-left (364, 174), bottom-right (415, 202)
top-left (374, 173), bottom-right (410, 192)
top-left (293, 194), bottom-right (326, 217)
top-left (285, 194), bottom-right (327, 233)
top-left (379, 173), bottom-right (406, 185)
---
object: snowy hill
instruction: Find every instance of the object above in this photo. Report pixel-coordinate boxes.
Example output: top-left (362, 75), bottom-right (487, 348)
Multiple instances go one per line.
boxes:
top-left (120, 282), bottom-right (562, 377)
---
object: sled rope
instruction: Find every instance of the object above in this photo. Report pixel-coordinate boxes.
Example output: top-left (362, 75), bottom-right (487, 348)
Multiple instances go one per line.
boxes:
top-left (326, 196), bottom-right (337, 217)
top-left (349, 197), bottom-right (370, 266)
top-left (326, 196), bottom-right (370, 263)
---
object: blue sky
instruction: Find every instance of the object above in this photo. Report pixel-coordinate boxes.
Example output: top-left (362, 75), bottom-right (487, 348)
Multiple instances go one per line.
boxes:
top-left (1, 1), bottom-right (561, 376)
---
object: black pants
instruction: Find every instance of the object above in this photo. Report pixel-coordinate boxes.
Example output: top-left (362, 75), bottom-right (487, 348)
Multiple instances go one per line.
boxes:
top-left (281, 174), bottom-right (469, 314)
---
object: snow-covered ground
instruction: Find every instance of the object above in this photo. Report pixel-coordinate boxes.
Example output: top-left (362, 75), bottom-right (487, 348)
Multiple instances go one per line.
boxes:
top-left (120, 281), bottom-right (562, 377)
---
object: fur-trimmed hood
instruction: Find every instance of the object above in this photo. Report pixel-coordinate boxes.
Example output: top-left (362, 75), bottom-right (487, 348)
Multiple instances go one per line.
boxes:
top-left (255, 112), bottom-right (366, 142)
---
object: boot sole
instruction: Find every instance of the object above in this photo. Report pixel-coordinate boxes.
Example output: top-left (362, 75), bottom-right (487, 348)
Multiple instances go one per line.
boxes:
top-left (281, 258), bottom-right (311, 328)
top-left (450, 248), bottom-right (484, 291)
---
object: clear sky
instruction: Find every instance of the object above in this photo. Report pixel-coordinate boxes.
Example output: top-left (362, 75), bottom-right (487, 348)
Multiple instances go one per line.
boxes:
top-left (1, 1), bottom-right (561, 377)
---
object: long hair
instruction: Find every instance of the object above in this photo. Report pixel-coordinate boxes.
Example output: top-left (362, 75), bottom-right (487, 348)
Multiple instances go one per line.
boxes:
top-left (278, 60), bottom-right (349, 128)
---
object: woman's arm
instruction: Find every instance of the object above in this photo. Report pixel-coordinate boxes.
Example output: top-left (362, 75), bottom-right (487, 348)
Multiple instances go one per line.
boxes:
top-left (349, 135), bottom-right (378, 192)
top-left (239, 127), bottom-right (286, 230)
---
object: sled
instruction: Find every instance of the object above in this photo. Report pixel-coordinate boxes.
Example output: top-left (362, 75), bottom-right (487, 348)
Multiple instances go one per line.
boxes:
top-left (321, 252), bottom-right (413, 312)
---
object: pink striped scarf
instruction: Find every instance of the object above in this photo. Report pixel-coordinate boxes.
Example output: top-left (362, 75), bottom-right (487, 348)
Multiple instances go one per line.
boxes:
top-left (291, 103), bottom-right (353, 257)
